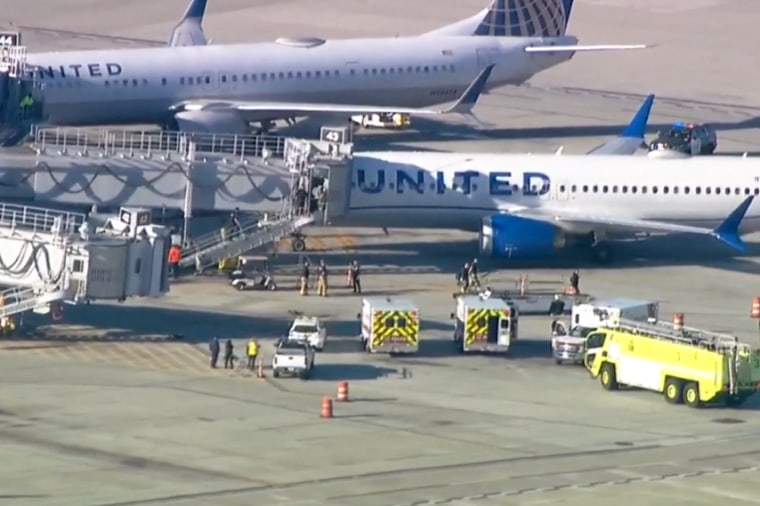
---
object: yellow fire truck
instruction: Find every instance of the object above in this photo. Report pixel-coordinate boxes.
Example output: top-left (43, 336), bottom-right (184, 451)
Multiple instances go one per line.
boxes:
top-left (360, 297), bottom-right (419, 354)
top-left (452, 294), bottom-right (518, 354)
top-left (584, 318), bottom-right (760, 407)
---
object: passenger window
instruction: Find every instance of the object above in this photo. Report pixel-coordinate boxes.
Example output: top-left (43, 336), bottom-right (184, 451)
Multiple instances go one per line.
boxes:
top-left (641, 186), bottom-right (648, 194)
top-left (571, 184), bottom-right (577, 192)
top-left (715, 187), bottom-right (721, 195)
top-left (371, 69), bottom-right (377, 75)
top-left (612, 185), bottom-right (618, 193)
top-left (389, 68), bottom-right (395, 74)
top-left (424, 66), bottom-right (429, 72)
top-left (335, 70), bottom-right (340, 76)
top-left (349, 69), bottom-right (355, 76)
top-left (734, 188), bottom-right (740, 195)
top-left (221, 75), bottom-right (227, 83)
top-left (705, 187), bottom-right (711, 194)
top-left (161, 77), bottom-right (167, 86)
top-left (602, 185), bottom-right (608, 193)
top-left (415, 66), bottom-right (421, 72)
top-left (582, 185), bottom-right (588, 193)
top-left (696, 187), bottom-right (701, 194)
top-left (325, 70), bottom-right (331, 77)
top-left (652, 186), bottom-right (658, 194)
top-left (104, 81), bottom-right (110, 87)
top-left (432, 65), bottom-right (438, 72)
top-left (269, 73), bottom-right (276, 79)
top-left (179, 77), bottom-right (185, 85)
top-left (663, 186), bottom-right (669, 194)
top-left (122, 79), bottom-right (129, 86)
top-left (684, 186), bottom-right (690, 194)
top-left (754, 188), bottom-right (760, 195)
top-left (631, 186), bottom-right (637, 193)
top-left (559, 185), bottom-right (566, 192)
top-left (305, 71), bottom-right (311, 78)
top-left (622, 186), bottom-right (628, 193)
top-left (296, 71), bottom-right (302, 78)
top-left (408, 66), bottom-right (414, 73)
top-left (315, 71), bottom-right (321, 78)
top-left (231, 75), bottom-right (237, 82)
top-left (592, 185), bottom-right (598, 193)
top-left (278, 72), bottom-right (284, 79)
top-left (262, 74), bottom-right (267, 80)
top-left (673, 186), bottom-right (679, 194)
top-left (380, 68), bottom-right (386, 75)
top-left (450, 64), bottom-right (455, 71)
top-left (242, 74), bottom-right (248, 81)
top-left (251, 74), bottom-right (257, 81)
top-left (745, 188), bottom-right (751, 195)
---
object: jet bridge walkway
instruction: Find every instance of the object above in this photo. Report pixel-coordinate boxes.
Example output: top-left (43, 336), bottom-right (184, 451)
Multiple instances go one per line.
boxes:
top-left (0, 201), bottom-right (172, 327)
top-left (178, 136), bottom-right (354, 273)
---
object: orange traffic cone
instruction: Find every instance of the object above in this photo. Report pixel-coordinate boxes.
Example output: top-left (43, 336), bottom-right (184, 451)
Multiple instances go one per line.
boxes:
top-left (336, 381), bottom-right (349, 402)
top-left (256, 359), bottom-right (265, 379)
top-left (752, 297), bottom-right (760, 318)
top-left (320, 396), bottom-right (333, 418)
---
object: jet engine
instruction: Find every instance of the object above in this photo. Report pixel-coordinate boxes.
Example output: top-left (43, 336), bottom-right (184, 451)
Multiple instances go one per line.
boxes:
top-left (479, 214), bottom-right (567, 259)
top-left (173, 110), bottom-right (249, 135)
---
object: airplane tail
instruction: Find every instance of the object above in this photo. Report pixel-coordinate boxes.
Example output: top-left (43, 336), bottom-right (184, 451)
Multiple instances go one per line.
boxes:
top-left (168, 0), bottom-right (209, 47)
top-left (423, 0), bottom-right (574, 38)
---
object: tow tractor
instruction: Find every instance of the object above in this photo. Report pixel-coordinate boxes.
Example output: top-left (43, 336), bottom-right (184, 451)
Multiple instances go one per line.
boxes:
top-left (552, 298), bottom-right (658, 364)
top-left (350, 113), bottom-right (411, 129)
top-left (496, 274), bottom-right (592, 316)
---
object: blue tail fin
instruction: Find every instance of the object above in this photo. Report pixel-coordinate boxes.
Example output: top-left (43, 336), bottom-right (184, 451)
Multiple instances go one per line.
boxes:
top-left (621, 94), bottom-right (655, 138)
top-left (474, 0), bottom-right (574, 37)
top-left (712, 196), bottom-right (754, 251)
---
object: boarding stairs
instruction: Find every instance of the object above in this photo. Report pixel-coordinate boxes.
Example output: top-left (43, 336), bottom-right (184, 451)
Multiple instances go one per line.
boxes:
top-left (30, 125), bottom-right (291, 163)
top-left (176, 136), bottom-right (354, 272)
top-left (0, 43), bottom-right (46, 146)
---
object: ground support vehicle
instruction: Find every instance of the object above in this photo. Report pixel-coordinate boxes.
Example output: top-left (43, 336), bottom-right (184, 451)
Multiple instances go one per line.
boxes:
top-left (272, 340), bottom-right (315, 379)
top-left (350, 113), bottom-right (411, 129)
top-left (287, 315), bottom-right (327, 351)
top-left (553, 298), bottom-right (658, 364)
top-left (452, 294), bottom-right (517, 354)
top-left (359, 297), bottom-right (419, 354)
top-left (584, 318), bottom-right (760, 407)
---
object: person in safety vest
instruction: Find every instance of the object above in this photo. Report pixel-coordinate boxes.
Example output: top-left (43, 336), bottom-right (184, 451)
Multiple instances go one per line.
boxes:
top-left (246, 339), bottom-right (259, 370)
top-left (168, 244), bottom-right (181, 278)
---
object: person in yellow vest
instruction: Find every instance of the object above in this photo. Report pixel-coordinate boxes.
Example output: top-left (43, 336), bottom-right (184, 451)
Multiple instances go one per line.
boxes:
top-left (246, 339), bottom-right (259, 370)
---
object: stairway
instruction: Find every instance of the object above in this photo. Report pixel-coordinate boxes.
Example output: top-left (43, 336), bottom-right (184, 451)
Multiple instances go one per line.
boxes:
top-left (178, 214), bottom-right (315, 272)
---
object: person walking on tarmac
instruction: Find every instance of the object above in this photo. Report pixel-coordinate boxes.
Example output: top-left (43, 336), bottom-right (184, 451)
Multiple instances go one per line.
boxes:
top-left (458, 262), bottom-right (470, 293)
top-left (246, 338), bottom-right (259, 370)
top-left (299, 260), bottom-right (310, 296)
top-left (317, 260), bottom-right (328, 297)
top-left (209, 337), bottom-right (220, 368)
top-left (168, 244), bottom-right (181, 278)
top-left (468, 259), bottom-right (480, 289)
top-left (349, 260), bottom-right (361, 294)
top-left (569, 270), bottom-right (580, 294)
top-left (223, 339), bottom-right (235, 369)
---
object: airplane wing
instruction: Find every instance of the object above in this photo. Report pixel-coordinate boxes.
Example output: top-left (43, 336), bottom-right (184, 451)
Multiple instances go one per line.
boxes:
top-left (512, 196), bottom-right (754, 252)
top-left (525, 44), bottom-right (652, 53)
top-left (172, 65), bottom-right (494, 120)
top-left (586, 94), bottom-right (654, 155)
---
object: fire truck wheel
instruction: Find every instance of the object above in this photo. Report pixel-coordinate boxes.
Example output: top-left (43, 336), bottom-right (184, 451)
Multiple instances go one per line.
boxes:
top-left (664, 377), bottom-right (684, 404)
top-left (683, 382), bottom-right (702, 408)
top-left (600, 363), bottom-right (619, 391)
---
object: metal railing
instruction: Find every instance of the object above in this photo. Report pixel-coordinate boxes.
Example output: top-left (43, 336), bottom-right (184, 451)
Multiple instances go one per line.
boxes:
top-left (31, 126), bottom-right (290, 162)
top-left (0, 285), bottom-right (65, 318)
top-left (0, 202), bottom-right (85, 235)
top-left (181, 216), bottom-right (265, 260)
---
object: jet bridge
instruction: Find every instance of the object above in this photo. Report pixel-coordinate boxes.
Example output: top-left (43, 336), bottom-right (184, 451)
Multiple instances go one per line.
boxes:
top-left (0, 36), bottom-right (46, 146)
top-left (0, 202), bottom-right (172, 324)
top-left (178, 134), bottom-right (354, 272)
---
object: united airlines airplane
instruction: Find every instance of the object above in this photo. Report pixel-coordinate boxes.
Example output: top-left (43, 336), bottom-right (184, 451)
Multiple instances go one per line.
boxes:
top-left (12, 0), bottom-right (647, 135)
top-left (335, 150), bottom-right (759, 263)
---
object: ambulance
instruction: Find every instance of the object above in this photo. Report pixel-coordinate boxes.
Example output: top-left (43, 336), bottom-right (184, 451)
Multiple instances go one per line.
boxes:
top-left (452, 294), bottom-right (518, 354)
top-left (359, 297), bottom-right (419, 354)
top-left (552, 298), bottom-right (658, 365)
top-left (584, 318), bottom-right (760, 407)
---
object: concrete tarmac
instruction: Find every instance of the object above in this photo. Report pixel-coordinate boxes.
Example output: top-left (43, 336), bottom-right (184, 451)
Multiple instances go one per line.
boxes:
top-left (4, 230), bottom-right (760, 505)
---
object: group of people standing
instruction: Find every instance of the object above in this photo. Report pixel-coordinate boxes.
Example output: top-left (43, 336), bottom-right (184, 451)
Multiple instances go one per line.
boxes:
top-left (298, 259), bottom-right (362, 296)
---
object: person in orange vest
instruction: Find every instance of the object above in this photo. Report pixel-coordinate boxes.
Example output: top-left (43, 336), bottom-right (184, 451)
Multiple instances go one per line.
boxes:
top-left (168, 244), bottom-right (182, 278)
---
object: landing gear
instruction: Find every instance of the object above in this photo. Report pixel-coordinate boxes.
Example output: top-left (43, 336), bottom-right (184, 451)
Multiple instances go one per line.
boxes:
top-left (291, 232), bottom-right (306, 252)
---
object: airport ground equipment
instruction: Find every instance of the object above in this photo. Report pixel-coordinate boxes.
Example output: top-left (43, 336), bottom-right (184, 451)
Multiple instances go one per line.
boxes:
top-left (0, 37), bottom-right (46, 146)
top-left (648, 122), bottom-right (717, 156)
top-left (452, 293), bottom-right (517, 355)
top-left (272, 339), bottom-right (315, 379)
top-left (552, 298), bottom-right (659, 364)
top-left (287, 316), bottom-right (327, 351)
top-left (350, 113), bottom-right (411, 129)
top-left (584, 318), bottom-right (760, 407)
top-left (0, 203), bottom-right (171, 324)
top-left (494, 274), bottom-right (592, 316)
top-left (360, 297), bottom-right (420, 355)
top-left (176, 136), bottom-right (353, 272)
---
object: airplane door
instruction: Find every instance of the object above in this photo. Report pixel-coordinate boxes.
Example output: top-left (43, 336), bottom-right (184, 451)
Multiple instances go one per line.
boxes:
top-left (218, 71), bottom-right (238, 93)
top-left (476, 48), bottom-right (499, 69)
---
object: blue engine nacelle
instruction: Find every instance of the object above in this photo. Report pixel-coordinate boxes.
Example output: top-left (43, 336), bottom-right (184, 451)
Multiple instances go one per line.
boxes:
top-left (480, 214), bottom-right (566, 258)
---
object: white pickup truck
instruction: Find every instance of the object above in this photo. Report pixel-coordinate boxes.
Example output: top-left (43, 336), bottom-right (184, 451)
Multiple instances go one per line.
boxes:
top-left (272, 340), bottom-right (315, 379)
top-left (287, 316), bottom-right (327, 351)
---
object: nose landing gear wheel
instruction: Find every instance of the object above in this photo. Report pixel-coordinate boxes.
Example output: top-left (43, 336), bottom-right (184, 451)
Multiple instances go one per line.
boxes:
top-left (291, 237), bottom-right (306, 252)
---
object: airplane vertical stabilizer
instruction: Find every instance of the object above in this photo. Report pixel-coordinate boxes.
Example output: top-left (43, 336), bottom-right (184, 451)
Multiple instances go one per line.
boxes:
top-left (422, 0), bottom-right (574, 38)
top-left (168, 0), bottom-right (209, 47)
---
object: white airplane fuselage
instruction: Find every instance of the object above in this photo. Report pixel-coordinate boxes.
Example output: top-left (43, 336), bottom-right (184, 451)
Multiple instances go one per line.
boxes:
top-left (340, 152), bottom-right (760, 233)
top-left (27, 35), bottom-right (576, 126)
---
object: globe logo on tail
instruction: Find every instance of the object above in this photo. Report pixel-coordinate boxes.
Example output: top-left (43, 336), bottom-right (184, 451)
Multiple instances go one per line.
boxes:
top-left (476, 0), bottom-right (569, 38)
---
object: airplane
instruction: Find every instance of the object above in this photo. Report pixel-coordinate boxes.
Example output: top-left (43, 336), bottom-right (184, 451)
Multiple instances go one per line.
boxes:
top-left (0, 0), bottom-right (648, 137)
top-left (332, 151), bottom-right (760, 263)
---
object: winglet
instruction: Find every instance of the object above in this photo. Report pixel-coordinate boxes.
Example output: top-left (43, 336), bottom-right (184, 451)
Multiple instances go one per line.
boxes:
top-left (712, 196), bottom-right (754, 251)
top-left (621, 94), bottom-right (654, 138)
top-left (169, 0), bottom-right (209, 47)
top-left (442, 64), bottom-right (494, 115)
